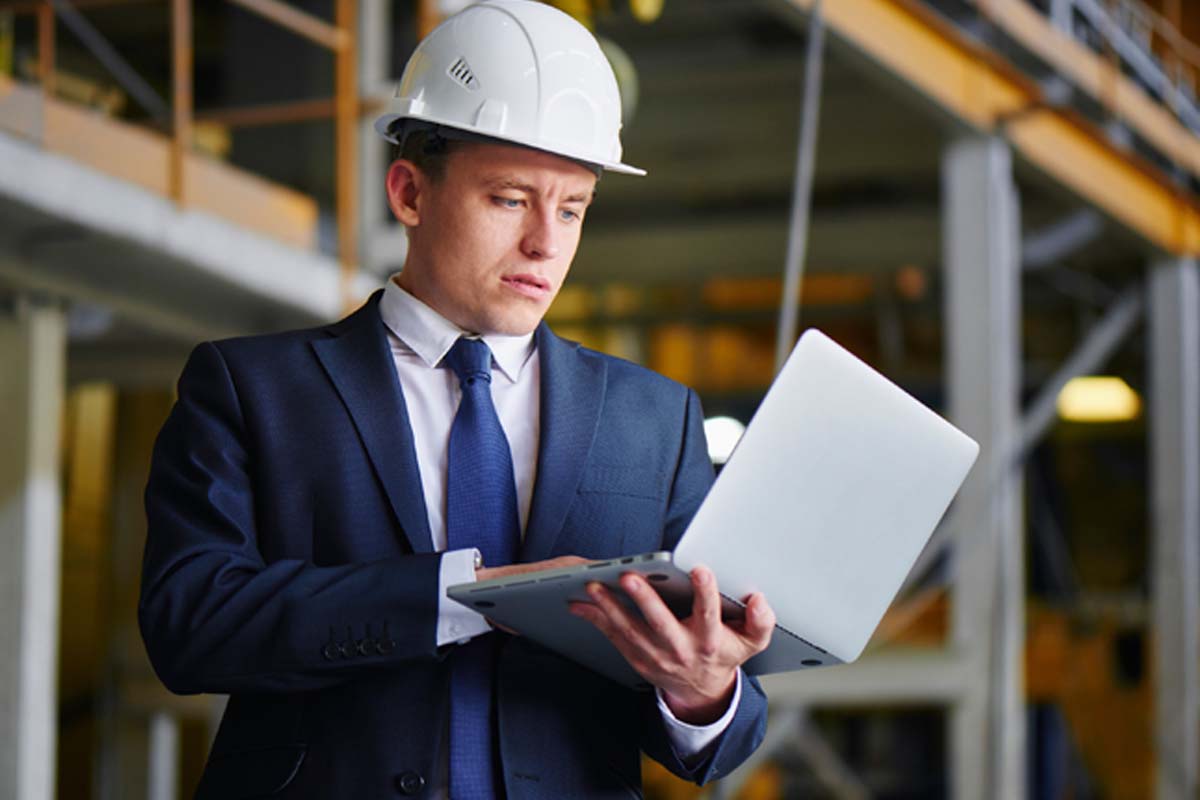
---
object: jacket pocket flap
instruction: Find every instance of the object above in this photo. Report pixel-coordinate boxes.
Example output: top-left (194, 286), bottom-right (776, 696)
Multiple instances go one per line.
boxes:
top-left (197, 745), bottom-right (306, 799)
top-left (577, 465), bottom-right (664, 499)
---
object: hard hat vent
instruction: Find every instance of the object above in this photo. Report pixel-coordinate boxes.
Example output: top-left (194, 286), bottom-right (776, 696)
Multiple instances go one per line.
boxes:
top-left (447, 57), bottom-right (480, 91)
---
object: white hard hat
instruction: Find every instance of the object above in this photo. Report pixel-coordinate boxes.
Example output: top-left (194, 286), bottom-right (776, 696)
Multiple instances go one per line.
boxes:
top-left (374, 0), bottom-right (645, 176)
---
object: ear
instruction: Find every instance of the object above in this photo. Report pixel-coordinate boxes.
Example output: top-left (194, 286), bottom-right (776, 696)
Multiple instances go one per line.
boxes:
top-left (386, 159), bottom-right (424, 227)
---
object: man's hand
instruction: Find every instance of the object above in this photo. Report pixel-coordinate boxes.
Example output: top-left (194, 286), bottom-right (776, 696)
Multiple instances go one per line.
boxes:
top-left (475, 555), bottom-right (590, 583)
top-left (567, 565), bottom-right (775, 725)
top-left (474, 556), bottom-right (591, 635)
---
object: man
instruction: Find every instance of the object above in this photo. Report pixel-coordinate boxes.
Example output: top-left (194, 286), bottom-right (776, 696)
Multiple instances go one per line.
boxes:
top-left (140, 2), bottom-right (774, 797)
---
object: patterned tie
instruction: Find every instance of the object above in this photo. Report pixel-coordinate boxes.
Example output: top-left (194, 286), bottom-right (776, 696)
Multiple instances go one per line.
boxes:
top-left (444, 337), bottom-right (520, 799)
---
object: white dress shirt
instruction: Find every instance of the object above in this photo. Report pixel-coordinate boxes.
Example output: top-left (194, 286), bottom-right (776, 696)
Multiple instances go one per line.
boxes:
top-left (377, 276), bottom-right (739, 768)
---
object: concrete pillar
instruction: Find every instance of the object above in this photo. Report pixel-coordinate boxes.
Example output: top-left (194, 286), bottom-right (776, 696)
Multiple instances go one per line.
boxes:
top-left (1148, 259), bottom-right (1200, 800)
top-left (942, 136), bottom-right (1026, 800)
top-left (0, 301), bottom-right (67, 800)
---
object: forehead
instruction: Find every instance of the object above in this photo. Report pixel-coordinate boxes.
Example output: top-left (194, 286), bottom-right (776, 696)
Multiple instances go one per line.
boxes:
top-left (444, 141), bottom-right (598, 193)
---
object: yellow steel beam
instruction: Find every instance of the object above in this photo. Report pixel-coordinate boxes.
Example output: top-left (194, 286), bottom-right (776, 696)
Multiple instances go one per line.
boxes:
top-left (787, 0), bottom-right (1200, 257)
top-left (980, 0), bottom-right (1200, 179)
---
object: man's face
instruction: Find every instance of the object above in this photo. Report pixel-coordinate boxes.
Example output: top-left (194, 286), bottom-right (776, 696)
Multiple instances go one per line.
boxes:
top-left (392, 142), bottom-right (597, 336)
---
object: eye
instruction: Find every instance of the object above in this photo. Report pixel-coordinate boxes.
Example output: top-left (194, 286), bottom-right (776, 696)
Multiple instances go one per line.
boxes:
top-left (493, 196), bottom-right (524, 209)
top-left (559, 208), bottom-right (582, 223)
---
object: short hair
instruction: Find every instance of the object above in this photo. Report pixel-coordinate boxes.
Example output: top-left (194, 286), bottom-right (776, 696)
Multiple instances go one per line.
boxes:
top-left (389, 127), bottom-right (459, 183)
top-left (387, 122), bottom-right (604, 182)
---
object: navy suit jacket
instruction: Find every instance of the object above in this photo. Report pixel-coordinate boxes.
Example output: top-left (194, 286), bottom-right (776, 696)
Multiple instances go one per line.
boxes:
top-left (140, 292), bottom-right (768, 799)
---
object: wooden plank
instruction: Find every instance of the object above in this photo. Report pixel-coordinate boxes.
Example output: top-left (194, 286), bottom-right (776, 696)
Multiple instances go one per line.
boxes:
top-left (2, 76), bottom-right (319, 249)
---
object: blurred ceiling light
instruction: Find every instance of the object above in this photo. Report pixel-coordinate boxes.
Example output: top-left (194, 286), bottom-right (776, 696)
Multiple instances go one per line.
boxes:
top-left (704, 416), bottom-right (746, 464)
top-left (1056, 376), bottom-right (1141, 423)
top-left (629, 0), bottom-right (665, 23)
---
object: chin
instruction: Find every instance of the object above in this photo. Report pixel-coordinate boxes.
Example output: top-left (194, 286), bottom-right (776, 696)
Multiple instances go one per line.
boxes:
top-left (471, 311), bottom-right (541, 337)
top-left (485, 304), bottom-right (548, 337)
top-left (494, 319), bottom-right (541, 337)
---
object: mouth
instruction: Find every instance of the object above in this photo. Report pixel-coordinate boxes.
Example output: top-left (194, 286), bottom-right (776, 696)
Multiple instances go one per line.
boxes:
top-left (500, 273), bottom-right (551, 299)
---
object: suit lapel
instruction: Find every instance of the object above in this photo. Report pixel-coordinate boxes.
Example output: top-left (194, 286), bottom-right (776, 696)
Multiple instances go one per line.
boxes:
top-left (521, 323), bottom-right (607, 562)
top-left (311, 293), bottom-right (434, 554)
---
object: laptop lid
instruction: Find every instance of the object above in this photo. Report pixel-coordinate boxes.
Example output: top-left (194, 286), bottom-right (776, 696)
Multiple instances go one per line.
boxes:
top-left (673, 329), bottom-right (979, 662)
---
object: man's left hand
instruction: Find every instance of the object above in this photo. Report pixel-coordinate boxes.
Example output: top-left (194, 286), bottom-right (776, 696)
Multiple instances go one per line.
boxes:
top-left (567, 565), bottom-right (775, 725)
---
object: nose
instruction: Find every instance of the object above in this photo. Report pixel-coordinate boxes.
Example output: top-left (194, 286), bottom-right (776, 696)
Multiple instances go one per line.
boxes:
top-left (520, 209), bottom-right (561, 260)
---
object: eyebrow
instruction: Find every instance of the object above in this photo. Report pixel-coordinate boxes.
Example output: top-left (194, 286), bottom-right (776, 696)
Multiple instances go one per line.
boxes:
top-left (485, 177), bottom-right (595, 204)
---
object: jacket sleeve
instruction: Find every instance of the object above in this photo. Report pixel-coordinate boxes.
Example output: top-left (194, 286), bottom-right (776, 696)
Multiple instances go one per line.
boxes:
top-left (638, 388), bottom-right (769, 783)
top-left (139, 341), bottom-right (442, 696)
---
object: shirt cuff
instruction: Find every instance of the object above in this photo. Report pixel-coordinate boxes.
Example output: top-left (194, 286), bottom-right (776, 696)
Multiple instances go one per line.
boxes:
top-left (655, 669), bottom-right (743, 767)
top-left (436, 548), bottom-right (492, 647)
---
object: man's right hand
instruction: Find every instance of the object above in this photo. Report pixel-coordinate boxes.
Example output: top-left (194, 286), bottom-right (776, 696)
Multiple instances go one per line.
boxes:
top-left (473, 556), bottom-right (590, 635)
top-left (474, 555), bottom-right (590, 583)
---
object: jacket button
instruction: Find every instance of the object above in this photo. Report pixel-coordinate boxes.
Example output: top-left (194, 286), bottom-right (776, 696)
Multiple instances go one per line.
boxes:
top-left (394, 771), bottom-right (425, 795)
top-left (321, 643), bottom-right (339, 661)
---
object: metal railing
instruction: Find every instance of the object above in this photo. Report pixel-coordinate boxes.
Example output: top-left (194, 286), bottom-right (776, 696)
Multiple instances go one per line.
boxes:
top-left (1045, 0), bottom-right (1200, 133)
top-left (0, 0), bottom-right (362, 309)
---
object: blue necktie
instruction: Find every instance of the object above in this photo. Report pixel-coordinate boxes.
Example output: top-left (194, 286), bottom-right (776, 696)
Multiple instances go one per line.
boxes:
top-left (444, 337), bottom-right (519, 799)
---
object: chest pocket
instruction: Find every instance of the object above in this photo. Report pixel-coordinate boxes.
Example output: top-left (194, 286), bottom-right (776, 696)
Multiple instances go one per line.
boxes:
top-left (577, 464), bottom-right (666, 501)
top-left (560, 465), bottom-right (668, 558)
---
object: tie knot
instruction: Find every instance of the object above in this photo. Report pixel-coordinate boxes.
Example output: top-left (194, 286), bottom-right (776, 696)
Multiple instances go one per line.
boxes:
top-left (444, 337), bottom-right (493, 387)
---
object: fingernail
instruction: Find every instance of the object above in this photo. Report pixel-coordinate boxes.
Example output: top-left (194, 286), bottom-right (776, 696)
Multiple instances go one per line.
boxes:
top-left (624, 578), bottom-right (640, 593)
top-left (694, 568), bottom-right (709, 585)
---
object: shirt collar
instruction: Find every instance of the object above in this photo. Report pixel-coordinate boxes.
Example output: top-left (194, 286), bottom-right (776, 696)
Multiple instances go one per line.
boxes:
top-left (379, 274), bottom-right (535, 384)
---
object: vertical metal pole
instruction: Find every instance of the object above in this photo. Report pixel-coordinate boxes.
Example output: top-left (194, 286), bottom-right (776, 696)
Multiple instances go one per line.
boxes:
top-left (1149, 259), bottom-right (1200, 800)
top-left (774, 0), bottom-right (824, 373)
top-left (147, 711), bottom-right (180, 800)
top-left (170, 0), bottom-right (192, 205)
top-left (336, 0), bottom-right (359, 312)
top-left (0, 300), bottom-right (66, 800)
top-left (942, 136), bottom-right (1025, 800)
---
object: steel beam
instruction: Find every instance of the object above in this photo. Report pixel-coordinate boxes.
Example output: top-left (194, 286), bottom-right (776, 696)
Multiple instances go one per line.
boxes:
top-left (0, 301), bottom-right (66, 800)
top-left (1021, 208), bottom-right (1103, 270)
top-left (1148, 258), bottom-right (1200, 800)
top-left (781, 0), bottom-right (1200, 255)
top-left (943, 136), bottom-right (1025, 800)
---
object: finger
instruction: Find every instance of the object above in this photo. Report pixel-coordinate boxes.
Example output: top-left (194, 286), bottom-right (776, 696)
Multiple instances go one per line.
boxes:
top-left (476, 555), bottom-right (591, 582)
top-left (618, 572), bottom-right (690, 658)
top-left (738, 593), bottom-right (776, 653)
top-left (569, 592), bottom-right (657, 675)
top-left (486, 618), bottom-right (521, 636)
top-left (582, 583), bottom-right (659, 653)
top-left (687, 566), bottom-right (723, 653)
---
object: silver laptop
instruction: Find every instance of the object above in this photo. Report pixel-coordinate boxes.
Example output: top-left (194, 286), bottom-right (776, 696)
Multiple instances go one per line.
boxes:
top-left (449, 329), bottom-right (979, 688)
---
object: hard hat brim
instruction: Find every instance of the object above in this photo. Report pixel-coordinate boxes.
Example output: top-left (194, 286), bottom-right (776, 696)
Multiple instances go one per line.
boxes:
top-left (375, 113), bottom-right (647, 177)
